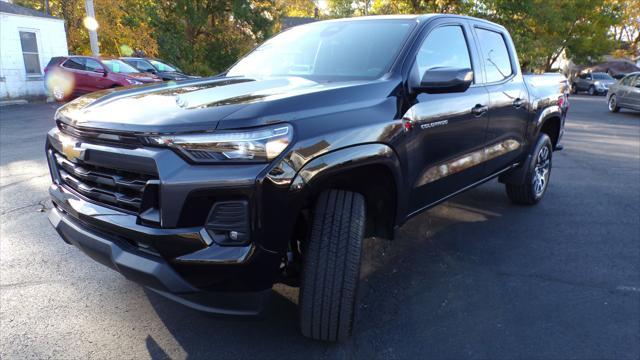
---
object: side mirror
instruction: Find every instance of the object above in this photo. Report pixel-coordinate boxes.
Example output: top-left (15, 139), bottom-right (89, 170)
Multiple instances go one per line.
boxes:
top-left (415, 67), bottom-right (473, 94)
top-left (93, 68), bottom-right (107, 76)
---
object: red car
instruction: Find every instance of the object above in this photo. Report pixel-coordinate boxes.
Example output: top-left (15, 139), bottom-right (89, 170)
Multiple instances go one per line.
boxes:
top-left (44, 56), bottom-right (162, 101)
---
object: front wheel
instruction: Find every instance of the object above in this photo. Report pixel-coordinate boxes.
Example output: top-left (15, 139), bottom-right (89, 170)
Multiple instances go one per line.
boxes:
top-left (608, 95), bottom-right (620, 112)
top-left (506, 134), bottom-right (552, 205)
top-left (299, 190), bottom-right (365, 342)
top-left (571, 83), bottom-right (578, 94)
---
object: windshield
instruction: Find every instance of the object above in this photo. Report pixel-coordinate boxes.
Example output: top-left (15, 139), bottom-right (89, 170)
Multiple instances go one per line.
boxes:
top-left (593, 73), bottom-right (614, 80)
top-left (149, 59), bottom-right (179, 72)
top-left (227, 19), bottom-right (415, 81)
top-left (102, 60), bottom-right (140, 74)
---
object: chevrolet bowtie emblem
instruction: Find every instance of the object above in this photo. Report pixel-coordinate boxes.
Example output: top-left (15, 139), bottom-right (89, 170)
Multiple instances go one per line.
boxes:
top-left (61, 139), bottom-right (84, 161)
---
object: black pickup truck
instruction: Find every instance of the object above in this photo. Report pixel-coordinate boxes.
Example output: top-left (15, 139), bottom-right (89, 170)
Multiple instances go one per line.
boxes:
top-left (46, 15), bottom-right (568, 341)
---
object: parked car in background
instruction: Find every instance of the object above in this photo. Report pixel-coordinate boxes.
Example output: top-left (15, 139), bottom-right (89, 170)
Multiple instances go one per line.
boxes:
top-left (571, 72), bottom-right (616, 95)
top-left (607, 72), bottom-right (640, 112)
top-left (44, 56), bottom-right (162, 101)
top-left (120, 57), bottom-right (197, 81)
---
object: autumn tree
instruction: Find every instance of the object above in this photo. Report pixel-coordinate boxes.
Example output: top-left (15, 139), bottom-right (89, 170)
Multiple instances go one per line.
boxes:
top-left (479, 0), bottom-right (617, 71)
top-left (15, 0), bottom-right (158, 56)
top-left (279, 0), bottom-right (317, 17)
top-left (367, 0), bottom-right (622, 71)
top-left (151, 0), bottom-right (279, 75)
top-left (608, 0), bottom-right (640, 58)
top-left (369, 0), bottom-right (472, 14)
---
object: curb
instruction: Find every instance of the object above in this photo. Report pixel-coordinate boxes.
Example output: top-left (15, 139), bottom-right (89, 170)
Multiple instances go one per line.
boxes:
top-left (0, 99), bottom-right (29, 107)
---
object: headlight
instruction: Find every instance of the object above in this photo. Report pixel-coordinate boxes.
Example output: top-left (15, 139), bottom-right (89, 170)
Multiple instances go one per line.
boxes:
top-left (147, 124), bottom-right (293, 163)
top-left (125, 78), bottom-right (143, 85)
top-left (594, 81), bottom-right (603, 88)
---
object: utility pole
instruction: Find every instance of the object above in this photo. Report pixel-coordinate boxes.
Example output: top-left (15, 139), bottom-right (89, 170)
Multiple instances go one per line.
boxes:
top-left (44, 0), bottom-right (50, 15)
top-left (84, 0), bottom-right (100, 56)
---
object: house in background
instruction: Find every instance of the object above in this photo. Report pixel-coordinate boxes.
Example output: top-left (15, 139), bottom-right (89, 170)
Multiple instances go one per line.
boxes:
top-left (0, 0), bottom-right (67, 99)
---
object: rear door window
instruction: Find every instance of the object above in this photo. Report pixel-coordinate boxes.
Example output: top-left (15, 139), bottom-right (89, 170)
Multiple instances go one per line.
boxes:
top-left (84, 59), bottom-right (103, 72)
top-left (63, 58), bottom-right (85, 71)
top-left (476, 28), bottom-right (513, 83)
top-left (622, 75), bottom-right (635, 86)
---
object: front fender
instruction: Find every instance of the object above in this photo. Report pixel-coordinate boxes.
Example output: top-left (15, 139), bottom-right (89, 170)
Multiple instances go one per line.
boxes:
top-left (290, 144), bottom-right (400, 190)
top-left (290, 143), bottom-right (406, 229)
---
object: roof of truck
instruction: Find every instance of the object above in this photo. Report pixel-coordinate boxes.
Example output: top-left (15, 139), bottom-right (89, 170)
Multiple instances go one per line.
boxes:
top-left (318, 14), bottom-right (503, 28)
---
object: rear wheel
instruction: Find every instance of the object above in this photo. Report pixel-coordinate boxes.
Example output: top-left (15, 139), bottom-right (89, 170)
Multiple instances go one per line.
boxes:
top-left (506, 134), bottom-right (552, 205)
top-left (571, 83), bottom-right (578, 94)
top-left (608, 95), bottom-right (620, 112)
top-left (299, 190), bottom-right (365, 342)
top-left (588, 85), bottom-right (595, 96)
top-left (51, 84), bottom-right (67, 102)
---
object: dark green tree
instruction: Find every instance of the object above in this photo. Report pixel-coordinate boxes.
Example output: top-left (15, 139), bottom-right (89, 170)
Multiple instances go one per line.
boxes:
top-left (151, 0), bottom-right (279, 75)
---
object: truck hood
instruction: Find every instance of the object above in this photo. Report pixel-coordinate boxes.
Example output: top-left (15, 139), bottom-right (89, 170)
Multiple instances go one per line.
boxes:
top-left (56, 76), bottom-right (383, 133)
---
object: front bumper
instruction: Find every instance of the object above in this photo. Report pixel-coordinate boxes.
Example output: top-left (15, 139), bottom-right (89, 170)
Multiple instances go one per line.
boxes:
top-left (45, 125), bottom-right (300, 314)
top-left (49, 204), bottom-right (269, 315)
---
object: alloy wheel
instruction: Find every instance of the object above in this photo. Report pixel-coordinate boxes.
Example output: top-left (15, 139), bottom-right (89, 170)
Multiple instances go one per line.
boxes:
top-left (532, 145), bottom-right (550, 197)
top-left (609, 96), bottom-right (617, 111)
top-left (52, 85), bottom-right (65, 101)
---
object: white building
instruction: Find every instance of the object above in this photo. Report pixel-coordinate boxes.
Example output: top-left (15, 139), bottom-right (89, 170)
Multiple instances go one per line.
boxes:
top-left (0, 0), bottom-right (68, 99)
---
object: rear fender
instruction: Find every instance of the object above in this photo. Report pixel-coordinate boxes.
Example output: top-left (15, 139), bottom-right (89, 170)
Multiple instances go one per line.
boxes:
top-left (500, 107), bottom-right (561, 185)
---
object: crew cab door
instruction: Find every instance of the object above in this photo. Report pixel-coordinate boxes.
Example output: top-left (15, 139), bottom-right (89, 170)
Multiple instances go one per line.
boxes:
top-left (628, 75), bottom-right (640, 109)
top-left (61, 57), bottom-right (88, 93)
top-left (618, 74), bottom-right (639, 108)
top-left (84, 58), bottom-right (112, 91)
top-left (403, 20), bottom-right (490, 212)
top-left (472, 25), bottom-right (530, 176)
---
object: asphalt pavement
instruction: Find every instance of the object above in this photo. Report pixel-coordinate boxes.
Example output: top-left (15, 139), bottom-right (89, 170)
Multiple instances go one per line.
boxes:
top-left (1, 95), bottom-right (639, 359)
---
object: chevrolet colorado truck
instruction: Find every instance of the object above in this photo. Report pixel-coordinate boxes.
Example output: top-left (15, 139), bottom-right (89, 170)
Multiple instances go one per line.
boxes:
top-left (46, 15), bottom-right (568, 342)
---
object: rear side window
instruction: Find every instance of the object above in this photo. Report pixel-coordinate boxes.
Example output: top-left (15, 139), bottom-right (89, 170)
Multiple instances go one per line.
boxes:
top-left (622, 75), bottom-right (635, 86)
top-left (63, 58), bottom-right (85, 70)
top-left (416, 26), bottom-right (472, 77)
top-left (476, 28), bottom-right (513, 83)
top-left (631, 75), bottom-right (640, 87)
top-left (46, 57), bottom-right (64, 68)
top-left (85, 59), bottom-right (103, 72)
top-left (135, 60), bottom-right (155, 72)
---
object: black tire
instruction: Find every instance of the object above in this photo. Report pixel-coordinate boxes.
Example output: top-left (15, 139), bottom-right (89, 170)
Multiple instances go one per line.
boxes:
top-left (608, 95), bottom-right (620, 113)
top-left (299, 189), bottom-right (365, 342)
top-left (588, 85), bottom-right (595, 96)
top-left (571, 83), bottom-right (578, 94)
top-left (506, 134), bottom-right (552, 205)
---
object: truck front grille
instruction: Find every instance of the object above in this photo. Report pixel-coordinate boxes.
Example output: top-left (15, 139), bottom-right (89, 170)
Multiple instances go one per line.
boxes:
top-left (52, 150), bottom-right (158, 213)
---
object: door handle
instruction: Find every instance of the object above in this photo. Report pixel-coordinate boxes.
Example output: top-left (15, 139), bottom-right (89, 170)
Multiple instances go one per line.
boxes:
top-left (513, 98), bottom-right (526, 109)
top-left (472, 104), bottom-right (488, 116)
